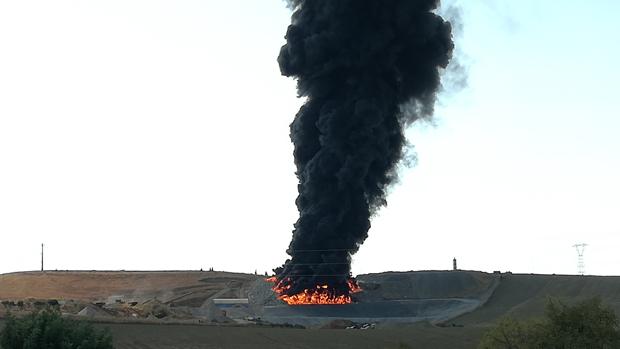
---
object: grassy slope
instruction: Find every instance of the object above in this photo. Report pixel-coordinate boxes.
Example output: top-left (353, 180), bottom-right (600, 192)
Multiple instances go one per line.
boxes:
top-left (455, 273), bottom-right (620, 326)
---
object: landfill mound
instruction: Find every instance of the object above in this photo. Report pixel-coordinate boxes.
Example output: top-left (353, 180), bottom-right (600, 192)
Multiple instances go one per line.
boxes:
top-left (0, 270), bottom-right (502, 327)
top-left (250, 270), bottom-right (500, 327)
top-left (356, 270), bottom-right (497, 301)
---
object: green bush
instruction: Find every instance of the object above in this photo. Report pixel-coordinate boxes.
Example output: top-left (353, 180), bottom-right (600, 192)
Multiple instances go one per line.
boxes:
top-left (0, 309), bottom-right (113, 349)
top-left (478, 297), bottom-right (620, 349)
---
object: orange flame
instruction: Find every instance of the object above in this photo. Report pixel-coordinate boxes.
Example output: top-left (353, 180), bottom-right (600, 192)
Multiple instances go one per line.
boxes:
top-left (267, 277), bottom-right (361, 305)
top-left (348, 279), bottom-right (362, 294)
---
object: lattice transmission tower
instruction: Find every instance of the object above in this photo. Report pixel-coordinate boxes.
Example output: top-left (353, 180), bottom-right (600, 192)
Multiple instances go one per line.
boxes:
top-left (573, 243), bottom-right (587, 275)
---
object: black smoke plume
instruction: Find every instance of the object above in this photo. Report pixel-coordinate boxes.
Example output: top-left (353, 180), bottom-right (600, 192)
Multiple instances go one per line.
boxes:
top-left (274, 0), bottom-right (455, 299)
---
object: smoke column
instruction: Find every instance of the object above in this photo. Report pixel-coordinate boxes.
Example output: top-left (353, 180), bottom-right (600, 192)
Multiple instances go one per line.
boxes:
top-left (275, 0), bottom-right (455, 298)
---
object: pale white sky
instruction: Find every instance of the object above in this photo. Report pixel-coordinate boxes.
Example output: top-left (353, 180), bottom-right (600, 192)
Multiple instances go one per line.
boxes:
top-left (1, 1), bottom-right (618, 276)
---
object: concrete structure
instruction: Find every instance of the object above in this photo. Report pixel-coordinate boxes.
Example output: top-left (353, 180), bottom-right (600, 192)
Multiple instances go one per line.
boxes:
top-left (212, 298), bottom-right (249, 307)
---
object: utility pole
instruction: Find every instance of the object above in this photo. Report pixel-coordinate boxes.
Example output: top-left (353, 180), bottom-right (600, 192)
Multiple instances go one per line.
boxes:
top-left (573, 243), bottom-right (587, 275)
top-left (41, 243), bottom-right (44, 272)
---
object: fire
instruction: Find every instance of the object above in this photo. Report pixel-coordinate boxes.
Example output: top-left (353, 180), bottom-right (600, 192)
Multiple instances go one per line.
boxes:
top-left (347, 279), bottom-right (362, 294)
top-left (266, 277), bottom-right (361, 305)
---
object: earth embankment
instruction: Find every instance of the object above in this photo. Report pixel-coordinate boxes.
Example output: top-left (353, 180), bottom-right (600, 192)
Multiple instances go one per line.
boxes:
top-left (455, 273), bottom-right (620, 325)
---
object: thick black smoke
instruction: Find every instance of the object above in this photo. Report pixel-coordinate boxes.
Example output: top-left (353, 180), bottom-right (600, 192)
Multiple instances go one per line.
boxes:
top-left (275, 0), bottom-right (455, 298)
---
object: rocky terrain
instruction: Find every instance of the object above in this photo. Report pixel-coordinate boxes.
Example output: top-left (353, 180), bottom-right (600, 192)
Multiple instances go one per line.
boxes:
top-left (0, 270), bottom-right (260, 323)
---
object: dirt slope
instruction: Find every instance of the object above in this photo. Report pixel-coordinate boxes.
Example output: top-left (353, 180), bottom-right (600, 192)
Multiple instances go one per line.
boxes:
top-left (0, 271), bottom-right (259, 302)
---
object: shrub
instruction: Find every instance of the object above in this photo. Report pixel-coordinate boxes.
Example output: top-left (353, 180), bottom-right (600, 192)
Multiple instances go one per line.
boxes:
top-left (478, 297), bottom-right (620, 349)
top-left (0, 309), bottom-right (113, 349)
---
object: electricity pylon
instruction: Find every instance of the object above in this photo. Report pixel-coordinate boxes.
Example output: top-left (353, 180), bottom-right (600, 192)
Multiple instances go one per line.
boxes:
top-left (573, 243), bottom-right (587, 275)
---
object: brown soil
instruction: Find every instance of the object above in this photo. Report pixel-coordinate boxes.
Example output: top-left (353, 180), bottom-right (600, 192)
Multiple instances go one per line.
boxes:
top-left (0, 271), bottom-right (259, 302)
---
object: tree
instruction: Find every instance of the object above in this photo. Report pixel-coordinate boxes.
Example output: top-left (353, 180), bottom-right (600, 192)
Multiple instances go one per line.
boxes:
top-left (478, 297), bottom-right (620, 349)
top-left (0, 309), bottom-right (113, 349)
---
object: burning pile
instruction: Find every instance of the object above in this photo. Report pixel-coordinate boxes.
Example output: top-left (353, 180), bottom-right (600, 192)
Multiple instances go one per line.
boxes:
top-left (273, 0), bottom-right (455, 304)
top-left (268, 277), bottom-right (361, 305)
